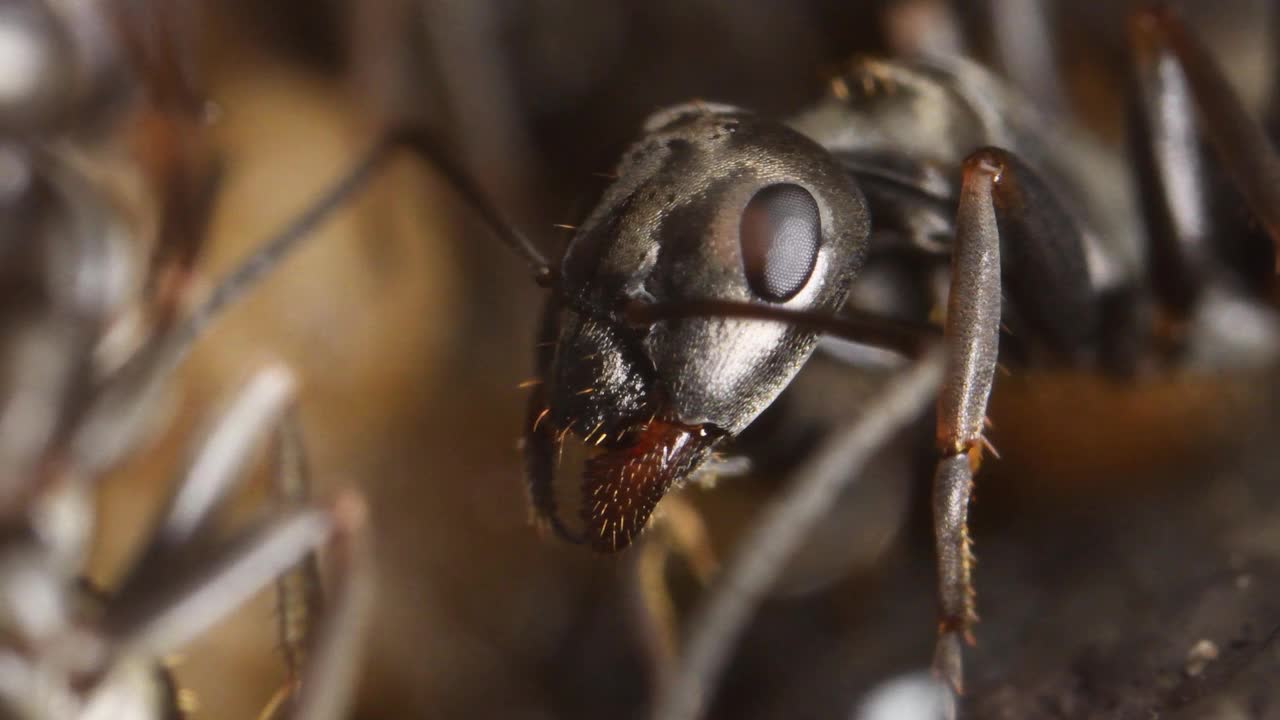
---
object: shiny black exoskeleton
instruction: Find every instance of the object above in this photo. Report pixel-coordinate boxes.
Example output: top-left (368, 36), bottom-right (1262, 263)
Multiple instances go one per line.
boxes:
top-left (526, 104), bottom-right (871, 553)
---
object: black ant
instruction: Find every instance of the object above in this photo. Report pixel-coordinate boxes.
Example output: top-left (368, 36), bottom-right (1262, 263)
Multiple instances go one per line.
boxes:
top-left (0, 1), bottom-right (376, 717)
top-left (381, 3), bottom-right (1280, 718)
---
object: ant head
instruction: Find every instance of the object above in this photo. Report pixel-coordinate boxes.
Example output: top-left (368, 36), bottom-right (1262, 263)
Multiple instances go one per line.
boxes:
top-left (537, 103), bottom-right (870, 550)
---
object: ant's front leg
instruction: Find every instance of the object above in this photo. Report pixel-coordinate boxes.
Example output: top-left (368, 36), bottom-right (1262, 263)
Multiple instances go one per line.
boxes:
top-left (932, 146), bottom-right (1103, 703)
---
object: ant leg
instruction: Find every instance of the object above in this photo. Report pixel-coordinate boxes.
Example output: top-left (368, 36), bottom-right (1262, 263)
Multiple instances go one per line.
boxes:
top-left (975, 149), bottom-right (1101, 367)
top-left (1126, 4), bottom-right (1280, 367)
top-left (285, 494), bottom-right (373, 720)
top-left (260, 408), bottom-right (370, 720)
top-left (650, 348), bottom-right (944, 720)
top-left (930, 145), bottom-right (1104, 699)
top-left (272, 409), bottom-right (327, 692)
top-left (98, 494), bottom-right (353, 664)
top-left (1127, 5), bottom-right (1263, 312)
top-left (930, 154), bottom-right (1001, 702)
top-left (100, 367), bottom-right (370, 720)
top-left (102, 493), bottom-right (371, 720)
top-left (1130, 4), bottom-right (1280, 292)
top-left (113, 365), bottom-right (298, 596)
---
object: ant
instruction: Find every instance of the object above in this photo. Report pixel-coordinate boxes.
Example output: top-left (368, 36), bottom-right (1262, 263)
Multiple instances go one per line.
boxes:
top-left (0, 1), bottom-right (381, 717)
top-left (376, 3), bottom-right (1280, 718)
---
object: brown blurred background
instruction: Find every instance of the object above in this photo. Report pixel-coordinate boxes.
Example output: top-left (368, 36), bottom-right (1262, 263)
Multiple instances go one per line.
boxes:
top-left (81, 1), bottom-right (1280, 718)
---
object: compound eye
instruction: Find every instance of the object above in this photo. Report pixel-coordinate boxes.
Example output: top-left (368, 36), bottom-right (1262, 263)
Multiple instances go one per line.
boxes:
top-left (739, 184), bottom-right (821, 302)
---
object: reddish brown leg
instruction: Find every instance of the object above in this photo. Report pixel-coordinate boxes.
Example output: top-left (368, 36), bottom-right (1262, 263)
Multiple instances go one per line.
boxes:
top-left (931, 144), bottom-right (1104, 704)
top-left (931, 153), bottom-right (1001, 702)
